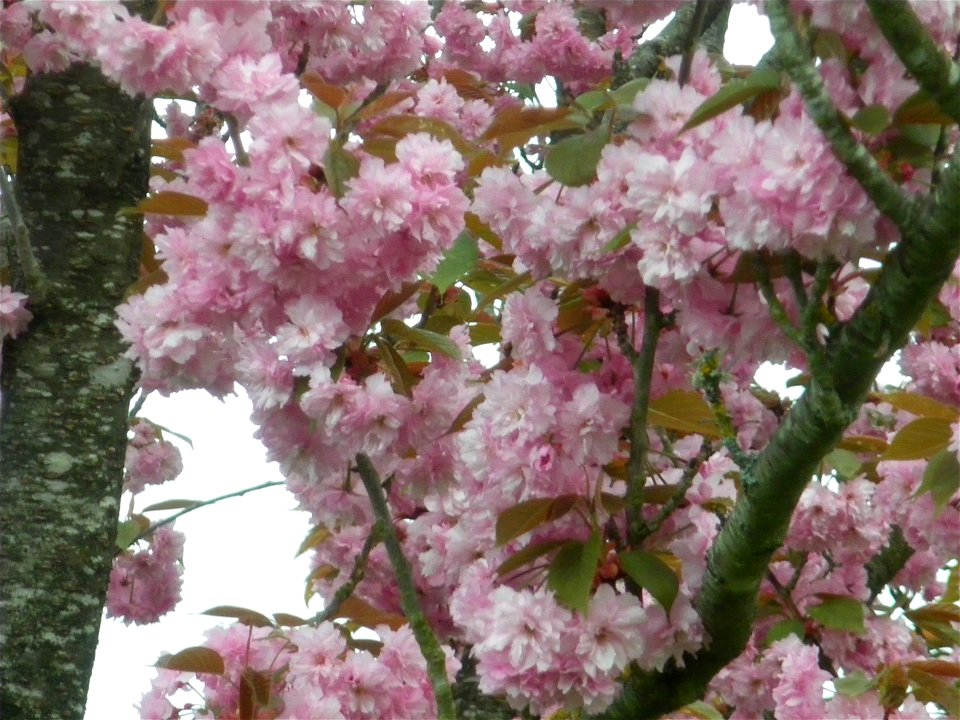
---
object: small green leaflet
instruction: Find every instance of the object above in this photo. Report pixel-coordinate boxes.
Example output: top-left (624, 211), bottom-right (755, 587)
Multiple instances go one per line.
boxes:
top-left (156, 646), bottom-right (225, 675)
top-left (115, 516), bottom-right (149, 550)
top-left (681, 70), bottom-right (782, 132)
top-left (202, 605), bottom-right (274, 628)
top-left (808, 596), bottom-right (865, 634)
top-left (915, 449), bottom-right (960, 511)
top-left (834, 672), bottom-right (875, 697)
top-left (764, 618), bottom-right (806, 646)
top-left (380, 318), bottom-right (461, 360)
top-left (545, 126), bottom-right (610, 187)
top-left (850, 105), bottom-right (891, 134)
top-left (431, 232), bottom-right (479, 293)
top-left (495, 495), bottom-right (579, 546)
top-left (619, 549), bottom-right (679, 613)
top-left (547, 530), bottom-right (602, 614)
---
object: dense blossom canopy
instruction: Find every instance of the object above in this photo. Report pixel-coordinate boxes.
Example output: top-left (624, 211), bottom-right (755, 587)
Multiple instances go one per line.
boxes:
top-left (1, 1), bottom-right (958, 719)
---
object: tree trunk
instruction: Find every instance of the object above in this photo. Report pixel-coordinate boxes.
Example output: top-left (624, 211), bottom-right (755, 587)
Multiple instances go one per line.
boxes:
top-left (1, 63), bottom-right (150, 720)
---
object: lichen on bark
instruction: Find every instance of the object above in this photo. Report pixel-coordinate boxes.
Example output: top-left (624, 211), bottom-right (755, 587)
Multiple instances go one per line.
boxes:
top-left (0, 63), bottom-right (151, 720)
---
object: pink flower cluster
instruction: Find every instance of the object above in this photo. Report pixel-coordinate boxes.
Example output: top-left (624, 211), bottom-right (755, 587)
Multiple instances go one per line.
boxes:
top-left (0, 286), bottom-right (31, 339)
top-left (123, 420), bottom-right (183, 494)
top-left (107, 526), bottom-right (184, 625)
top-left (141, 622), bottom-right (459, 720)
top-left (4, 0), bottom-right (958, 717)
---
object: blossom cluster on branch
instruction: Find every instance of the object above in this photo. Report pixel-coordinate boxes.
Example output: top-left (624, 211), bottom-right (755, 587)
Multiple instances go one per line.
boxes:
top-left (1, 0), bottom-right (958, 718)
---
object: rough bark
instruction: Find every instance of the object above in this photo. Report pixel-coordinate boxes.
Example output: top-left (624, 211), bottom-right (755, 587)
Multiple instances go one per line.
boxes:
top-left (0, 64), bottom-right (151, 720)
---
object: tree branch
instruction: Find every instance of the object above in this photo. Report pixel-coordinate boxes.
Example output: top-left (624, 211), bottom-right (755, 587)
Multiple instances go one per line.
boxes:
top-left (765, 0), bottom-right (922, 233)
top-left (354, 454), bottom-right (458, 720)
top-left (612, 290), bottom-right (663, 547)
top-left (597, 5), bottom-right (960, 718)
top-left (131, 480), bottom-right (286, 546)
top-left (0, 170), bottom-right (48, 301)
top-left (224, 114), bottom-right (249, 168)
top-left (628, 0), bottom-right (732, 80)
top-left (865, 0), bottom-right (960, 125)
top-left (309, 524), bottom-right (382, 625)
top-left (866, 525), bottom-right (915, 602)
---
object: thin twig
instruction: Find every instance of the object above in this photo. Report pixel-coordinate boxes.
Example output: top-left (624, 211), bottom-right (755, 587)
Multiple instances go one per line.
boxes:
top-left (310, 525), bottom-right (383, 625)
top-left (766, 0), bottom-right (921, 232)
top-left (130, 480), bottom-right (286, 546)
top-left (612, 289), bottom-right (663, 547)
top-left (224, 114), bottom-right (249, 168)
top-left (678, 0), bottom-right (709, 87)
top-left (0, 170), bottom-right (47, 301)
top-left (635, 440), bottom-right (714, 545)
top-left (753, 254), bottom-right (806, 350)
top-left (354, 454), bottom-right (457, 720)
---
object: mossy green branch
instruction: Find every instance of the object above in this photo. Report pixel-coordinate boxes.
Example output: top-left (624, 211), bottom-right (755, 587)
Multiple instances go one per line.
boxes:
top-left (627, 0), bottom-right (732, 81)
top-left (865, 0), bottom-right (960, 125)
top-left (354, 454), bottom-right (458, 720)
top-left (612, 290), bottom-right (663, 547)
top-left (597, 6), bottom-right (960, 719)
top-left (765, 0), bottom-right (921, 233)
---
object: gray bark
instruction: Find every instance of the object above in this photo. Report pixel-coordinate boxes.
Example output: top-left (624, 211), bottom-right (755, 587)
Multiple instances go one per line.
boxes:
top-left (0, 63), bottom-right (150, 720)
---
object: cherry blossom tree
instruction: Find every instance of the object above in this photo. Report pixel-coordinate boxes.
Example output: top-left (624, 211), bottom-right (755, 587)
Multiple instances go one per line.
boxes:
top-left (1, 1), bottom-right (958, 720)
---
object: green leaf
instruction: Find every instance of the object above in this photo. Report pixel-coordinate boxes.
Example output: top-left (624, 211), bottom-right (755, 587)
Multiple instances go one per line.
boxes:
top-left (573, 89), bottom-right (609, 115)
top-left (381, 318), bottom-right (461, 360)
top-left (813, 29), bottom-right (849, 61)
top-left (115, 516), bottom-right (149, 550)
top-left (681, 70), bottom-right (782, 131)
top-left (375, 336), bottom-right (416, 397)
top-left (545, 127), bottom-right (610, 187)
top-left (764, 619), bottom-right (806, 646)
top-left (916, 449), bottom-right (960, 510)
top-left (468, 322), bottom-right (500, 346)
top-left (444, 393), bottom-right (485, 436)
top-left (135, 191), bottom-right (208, 217)
top-left (808, 596), bottom-right (865, 634)
top-left (547, 530), bottom-right (602, 614)
top-left (432, 232), bottom-right (479, 293)
top-left (273, 612), bottom-right (309, 627)
top-left (141, 499), bottom-right (201, 512)
top-left (602, 224), bottom-right (635, 254)
top-left (619, 550), bottom-right (679, 613)
top-left (907, 667), bottom-right (960, 717)
top-left (202, 605), bottom-right (274, 628)
top-left (496, 539), bottom-right (568, 576)
top-left (834, 671), bottom-right (875, 697)
top-left (495, 495), bottom-right (579, 546)
top-left (648, 390), bottom-right (721, 437)
top-left (156, 646), bottom-right (225, 675)
top-left (336, 595), bottom-right (406, 630)
top-left (323, 144), bottom-right (360, 198)
top-left (678, 700), bottom-right (725, 720)
top-left (893, 89), bottom-right (955, 126)
top-left (825, 448), bottom-right (862, 479)
top-left (876, 392), bottom-right (957, 421)
top-left (296, 525), bottom-right (332, 557)
top-left (609, 78), bottom-right (650, 110)
top-left (851, 105), bottom-right (891, 134)
top-left (881, 417), bottom-right (953, 460)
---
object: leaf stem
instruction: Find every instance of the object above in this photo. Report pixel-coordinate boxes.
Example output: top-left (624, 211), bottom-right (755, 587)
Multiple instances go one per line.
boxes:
top-left (310, 524), bottom-right (382, 624)
top-left (354, 454), bottom-right (458, 720)
top-left (613, 289), bottom-right (663, 547)
top-left (131, 480), bottom-right (286, 546)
